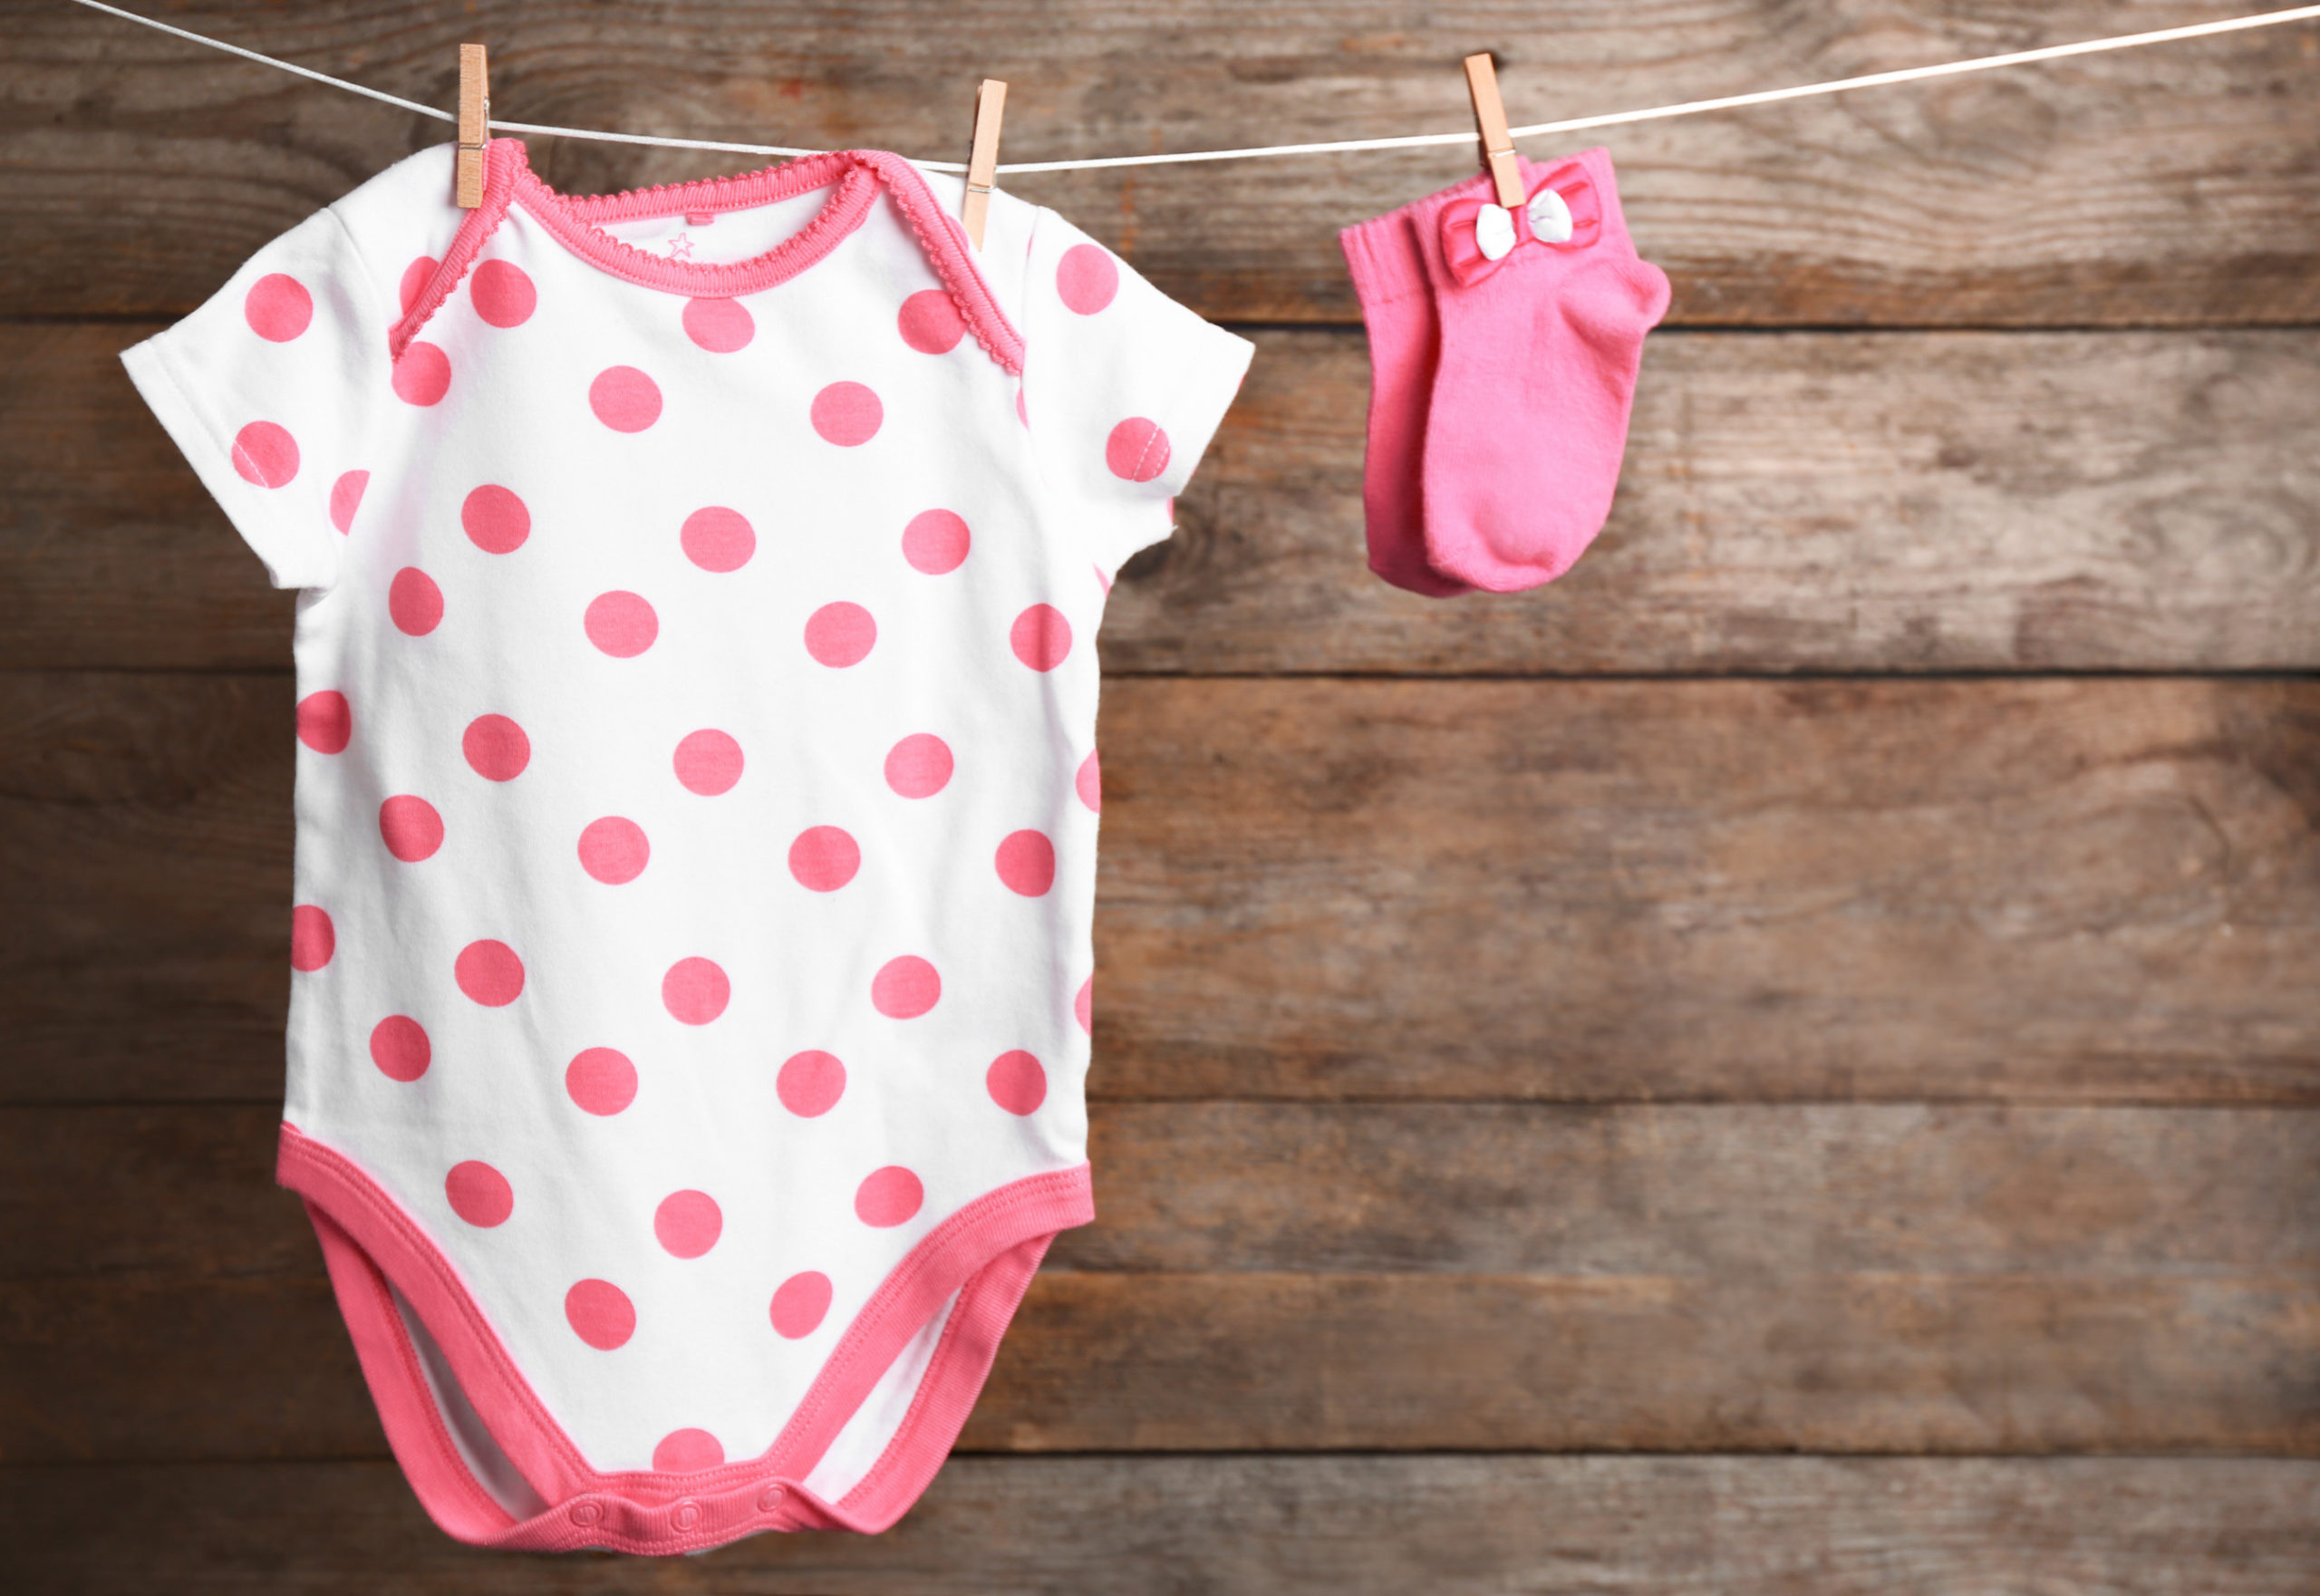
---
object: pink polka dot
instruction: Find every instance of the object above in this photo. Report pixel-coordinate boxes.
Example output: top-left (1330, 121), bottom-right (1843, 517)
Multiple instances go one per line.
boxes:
top-left (652, 1427), bottom-right (725, 1473)
top-left (329, 469), bottom-right (369, 534)
top-left (871, 955), bottom-right (940, 1020)
top-left (681, 507), bottom-right (756, 573)
top-left (591, 365), bottom-right (662, 432)
top-left (673, 730), bottom-right (743, 795)
top-left (455, 939), bottom-right (525, 1007)
top-left (584, 591), bottom-right (659, 657)
top-left (462, 715), bottom-right (530, 781)
top-left (1075, 974), bottom-right (1093, 1035)
top-left (1056, 243), bottom-right (1121, 315)
top-left (1076, 750), bottom-right (1102, 812)
top-left (378, 795), bottom-right (444, 863)
top-left (855, 1166), bottom-right (924, 1227)
top-left (987, 1049), bottom-right (1049, 1115)
top-left (662, 957), bottom-right (730, 1025)
top-left (289, 905), bottom-right (334, 972)
top-left (243, 273), bottom-right (314, 342)
top-left (996, 829), bottom-right (1058, 896)
top-left (566, 1279), bottom-right (635, 1350)
top-left (810, 381), bottom-right (883, 446)
top-left (896, 289), bottom-right (965, 353)
top-left (566, 1048), bottom-right (639, 1116)
top-left (1010, 604), bottom-right (1073, 672)
top-left (577, 817), bottom-right (650, 885)
top-left (1094, 561), bottom-right (1115, 595)
top-left (1016, 387), bottom-right (1029, 428)
top-left (398, 256), bottom-right (437, 315)
top-left (777, 1050), bottom-right (846, 1117)
top-left (1107, 416), bottom-right (1173, 483)
top-left (788, 827), bottom-right (860, 892)
top-left (295, 690), bottom-right (351, 753)
top-left (469, 258), bottom-right (536, 328)
top-left (389, 567), bottom-right (444, 636)
top-left (369, 1016), bottom-right (430, 1082)
top-left (230, 421), bottom-right (299, 488)
top-left (901, 509), bottom-right (971, 575)
top-left (565, 1049), bottom-right (642, 1118)
top-left (653, 1190), bottom-right (723, 1259)
top-left (460, 484), bottom-right (530, 554)
top-left (682, 296), bottom-right (755, 353)
top-left (445, 1160), bottom-right (513, 1227)
top-left (804, 602), bottom-right (876, 667)
top-left (884, 733), bottom-right (952, 798)
top-left (769, 1272), bottom-right (833, 1339)
top-left (392, 342), bottom-right (451, 407)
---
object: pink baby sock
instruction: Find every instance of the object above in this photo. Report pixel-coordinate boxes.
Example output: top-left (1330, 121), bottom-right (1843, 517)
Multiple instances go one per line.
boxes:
top-left (1416, 147), bottom-right (1669, 592)
top-left (1339, 197), bottom-right (1472, 596)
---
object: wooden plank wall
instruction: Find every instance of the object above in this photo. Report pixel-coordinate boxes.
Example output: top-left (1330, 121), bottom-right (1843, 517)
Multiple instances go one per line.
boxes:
top-left (4, 2), bottom-right (2317, 1590)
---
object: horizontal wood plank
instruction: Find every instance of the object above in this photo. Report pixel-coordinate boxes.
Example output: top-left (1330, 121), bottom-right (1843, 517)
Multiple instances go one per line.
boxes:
top-left (9, 1456), bottom-right (2320, 1594)
top-left (8, 3), bottom-right (2320, 324)
top-left (11, 324), bottom-right (2320, 673)
top-left (4, 672), bottom-right (2314, 1105)
top-left (1, 1271), bottom-right (2311, 1459)
top-left (977, 1271), bottom-right (2317, 1454)
top-left (1099, 675), bottom-right (2320, 1103)
top-left (1, 1102), bottom-right (2312, 1459)
top-left (8, 1102), bottom-right (2315, 1282)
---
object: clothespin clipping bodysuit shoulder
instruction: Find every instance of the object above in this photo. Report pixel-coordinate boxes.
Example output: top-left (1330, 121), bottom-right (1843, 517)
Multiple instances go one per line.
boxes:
top-left (962, 79), bottom-right (1008, 247)
top-left (455, 44), bottom-right (488, 208)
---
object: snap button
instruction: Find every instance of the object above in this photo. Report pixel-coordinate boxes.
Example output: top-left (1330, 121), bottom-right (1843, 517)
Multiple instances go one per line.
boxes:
top-left (1474, 203), bottom-right (1516, 261)
top-left (670, 1498), bottom-right (702, 1533)
top-left (756, 1483), bottom-right (787, 1513)
top-left (569, 1499), bottom-right (604, 1528)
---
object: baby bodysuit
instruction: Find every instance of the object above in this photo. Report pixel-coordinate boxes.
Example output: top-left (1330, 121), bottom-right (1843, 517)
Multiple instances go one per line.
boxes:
top-left (122, 139), bottom-right (1251, 1553)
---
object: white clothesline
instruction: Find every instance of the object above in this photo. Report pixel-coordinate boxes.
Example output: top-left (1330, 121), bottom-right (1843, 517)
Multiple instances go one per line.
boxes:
top-left (60, 0), bottom-right (2320, 175)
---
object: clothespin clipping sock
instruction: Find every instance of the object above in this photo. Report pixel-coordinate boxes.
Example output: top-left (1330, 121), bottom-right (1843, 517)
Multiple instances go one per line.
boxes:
top-left (1462, 53), bottom-right (1525, 209)
top-left (455, 43), bottom-right (488, 208)
top-left (962, 79), bottom-right (1008, 247)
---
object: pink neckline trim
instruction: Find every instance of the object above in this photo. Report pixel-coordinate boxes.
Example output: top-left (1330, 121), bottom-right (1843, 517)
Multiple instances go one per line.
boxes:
top-left (389, 140), bottom-right (1025, 376)
top-left (507, 142), bottom-right (877, 298)
top-left (279, 1122), bottom-right (1089, 1552)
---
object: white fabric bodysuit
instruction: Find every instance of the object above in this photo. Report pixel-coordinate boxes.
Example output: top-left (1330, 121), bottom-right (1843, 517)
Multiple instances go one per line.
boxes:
top-left (122, 140), bottom-right (1251, 1553)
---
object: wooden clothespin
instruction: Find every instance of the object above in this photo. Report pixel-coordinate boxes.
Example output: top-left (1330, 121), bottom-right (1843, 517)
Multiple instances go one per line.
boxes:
top-left (1462, 53), bottom-right (1525, 209)
top-left (455, 44), bottom-right (489, 208)
top-left (962, 79), bottom-right (1008, 247)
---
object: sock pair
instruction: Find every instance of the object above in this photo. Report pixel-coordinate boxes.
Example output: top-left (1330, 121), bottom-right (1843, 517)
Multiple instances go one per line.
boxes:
top-left (1339, 148), bottom-right (1670, 595)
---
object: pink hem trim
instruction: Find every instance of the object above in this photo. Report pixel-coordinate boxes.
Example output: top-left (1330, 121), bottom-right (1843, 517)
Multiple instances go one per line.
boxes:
top-left (279, 1123), bottom-right (1090, 1552)
top-left (390, 140), bottom-right (1024, 376)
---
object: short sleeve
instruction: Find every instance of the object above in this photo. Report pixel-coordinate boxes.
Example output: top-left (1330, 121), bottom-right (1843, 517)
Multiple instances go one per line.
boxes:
top-left (1016, 207), bottom-right (1253, 573)
top-left (121, 203), bottom-right (390, 592)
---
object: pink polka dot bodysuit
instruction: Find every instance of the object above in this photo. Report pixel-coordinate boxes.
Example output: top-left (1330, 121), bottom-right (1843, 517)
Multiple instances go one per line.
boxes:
top-left (121, 139), bottom-right (1252, 1553)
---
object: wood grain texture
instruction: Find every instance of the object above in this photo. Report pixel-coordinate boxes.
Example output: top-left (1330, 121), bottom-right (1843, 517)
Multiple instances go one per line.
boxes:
top-left (972, 1272), bottom-right (2316, 1454)
top-left (8, 4), bottom-right (2314, 1586)
top-left (2, 1102), bottom-right (2312, 1460)
top-left (11, 324), bottom-right (2320, 673)
top-left (8, 2), bottom-right (2320, 324)
top-left (9, 1457), bottom-right (2320, 1595)
top-left (1100, 675), bottom-right (2320, 1104)
top-left (8, 1102), bottom-right (2315, 1282)
top-left (0, 1264), bottom-right (2313, 1459)
top-left (6, 671), bottom-right (2313, 1105)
